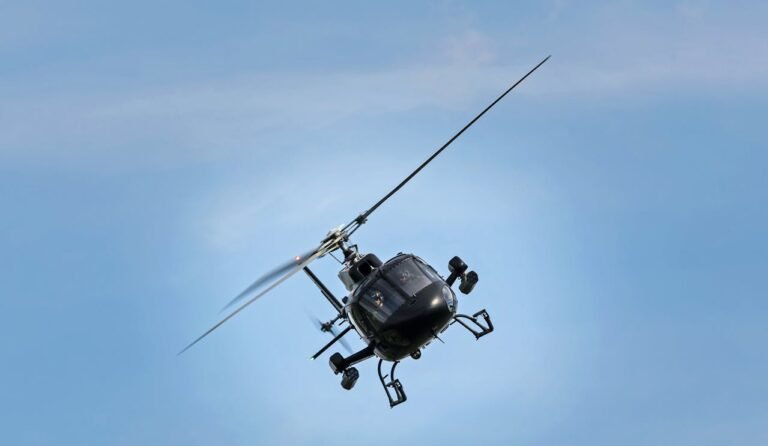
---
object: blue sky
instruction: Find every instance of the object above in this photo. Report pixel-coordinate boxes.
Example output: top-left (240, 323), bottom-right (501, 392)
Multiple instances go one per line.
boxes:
top-left (1, 1), bottom-right (767, 445)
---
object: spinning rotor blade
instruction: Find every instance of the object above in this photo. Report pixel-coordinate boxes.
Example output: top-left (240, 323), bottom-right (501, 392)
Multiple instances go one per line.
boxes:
top-left (222, 248), bottom-right (317, 311)
top-left (344, 55), bottom-right (550, 234)
top-left (179, 249), bottom-right (325, 355)
top-left (330, 326), bottom-right (353, 354)
top-left (306, 313), bottom-right (353, 354)
top-left (180, 231), bottom-right (346, 354)
top-left (179, 57), bottom-right (550, 356)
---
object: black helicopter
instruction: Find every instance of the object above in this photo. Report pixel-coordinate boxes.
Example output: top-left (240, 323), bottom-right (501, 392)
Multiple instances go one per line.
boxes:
top-left (181, 56), bottom-right (550, 407)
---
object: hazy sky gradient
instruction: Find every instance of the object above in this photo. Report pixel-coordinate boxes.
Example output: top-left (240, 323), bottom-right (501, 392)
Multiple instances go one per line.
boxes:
top-left (2, 1), bottom-right (766, 445)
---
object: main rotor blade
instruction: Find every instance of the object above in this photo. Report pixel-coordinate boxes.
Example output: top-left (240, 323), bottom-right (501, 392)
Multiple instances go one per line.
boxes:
top-left (346, 55), bottom-right (550, 232)
top-left (178, 249), bottom-right (324, 355)
top-left (221, 248), bottom-right (318, 312)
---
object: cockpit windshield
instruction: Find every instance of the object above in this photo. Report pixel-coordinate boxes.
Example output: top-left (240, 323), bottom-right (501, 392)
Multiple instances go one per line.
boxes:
top-left (384, 257), bottom-right (434, 297)
top-left (352, 254), bottom-right (448, 328)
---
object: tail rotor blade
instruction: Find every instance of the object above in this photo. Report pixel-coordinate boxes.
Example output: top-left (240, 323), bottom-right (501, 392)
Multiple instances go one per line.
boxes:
top-left (328, 324), bottom-right (354, 354)
top-left (305, 311), bottom-right (353, 354)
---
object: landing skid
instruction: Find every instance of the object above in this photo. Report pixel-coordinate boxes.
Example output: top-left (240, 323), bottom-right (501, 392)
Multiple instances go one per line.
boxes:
top-left (451, 309), bottom-right (494, 339)
top-left (377, 359), bottom-right (407, 408)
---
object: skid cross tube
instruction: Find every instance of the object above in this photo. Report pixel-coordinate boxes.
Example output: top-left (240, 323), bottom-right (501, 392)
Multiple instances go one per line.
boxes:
top-left (303, 266), bottom-right (344, 313)
top-left (451, 309), bottom-right (494, 339)
top-left (311, 325), bottom-right (353, 360)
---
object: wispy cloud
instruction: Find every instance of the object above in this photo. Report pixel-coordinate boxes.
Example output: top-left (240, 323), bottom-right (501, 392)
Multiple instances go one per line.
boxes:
top-left (191, 143), bottom-right (554, 253)
top-left (539, 2), bottom-right (768, 95)
top-left (2, 2), bottom-right (765, 170)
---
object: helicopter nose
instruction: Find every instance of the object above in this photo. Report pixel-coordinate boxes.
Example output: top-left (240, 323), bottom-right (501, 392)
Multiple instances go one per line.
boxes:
top-left (387, 283), bottom-right (454, 334)
top-left (427, 286), bottom-right (456, 317)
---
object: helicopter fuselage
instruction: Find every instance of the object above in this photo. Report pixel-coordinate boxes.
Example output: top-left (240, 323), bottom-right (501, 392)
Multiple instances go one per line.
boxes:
top-left (181, 55), bottom-right (547, 406)
top-left (344, 254), bottom-right (457, 361)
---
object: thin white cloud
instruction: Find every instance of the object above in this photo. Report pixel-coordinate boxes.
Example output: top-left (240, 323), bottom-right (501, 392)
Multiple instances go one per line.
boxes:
top-left (2, 3), bottom-right (765, 169)
top-left (539, 1), bottom-right (768, 93)
top-left (192, 147), bottom-right (552, 254)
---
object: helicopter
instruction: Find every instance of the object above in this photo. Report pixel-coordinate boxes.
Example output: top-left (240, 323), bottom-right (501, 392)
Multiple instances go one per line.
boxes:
top-left (180, 55), bottom-right (550, 407)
